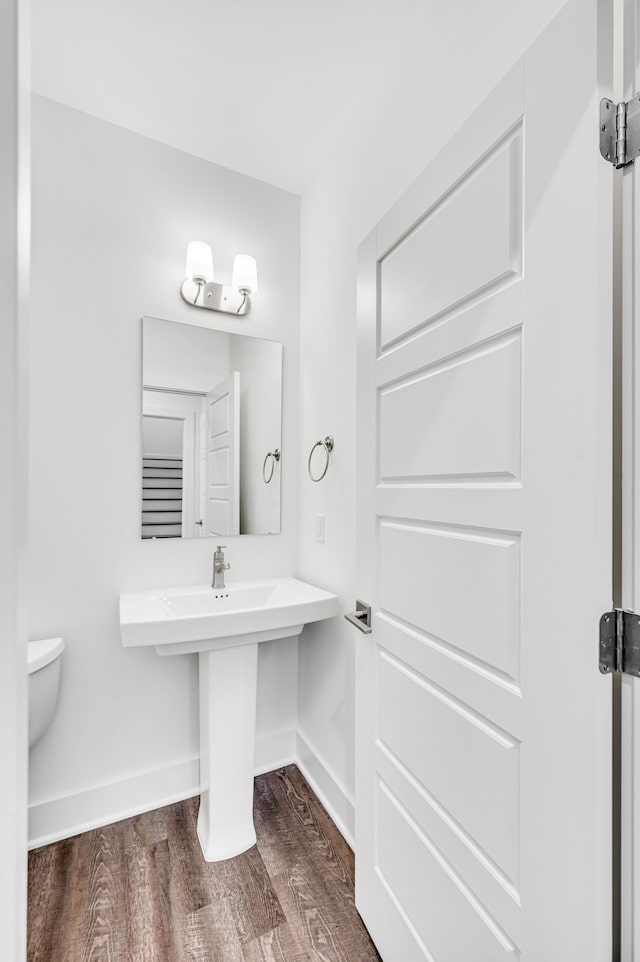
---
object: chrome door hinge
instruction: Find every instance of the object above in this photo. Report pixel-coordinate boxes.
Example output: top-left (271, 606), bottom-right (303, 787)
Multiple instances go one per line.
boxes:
top-left (599, 609), bottom-right (640, 677)
top-left (600, 95), bottom-right (640, 167)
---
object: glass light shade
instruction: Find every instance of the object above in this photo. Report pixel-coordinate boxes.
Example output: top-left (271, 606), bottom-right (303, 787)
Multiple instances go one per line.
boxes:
top-left (185, 241), bottom-right (214, 283)
top-left (232, 254), bottom-right (258, 294)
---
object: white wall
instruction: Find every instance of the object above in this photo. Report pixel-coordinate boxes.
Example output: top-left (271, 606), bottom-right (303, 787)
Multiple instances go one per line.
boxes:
top-left (297, 0), bottom-right (572, 841)
top-left (28, 95), bottom-right (300, 846)
top-left (143, 316), bottom-right (230, 393)
top-left (0, 0), bottom-right (28, 955)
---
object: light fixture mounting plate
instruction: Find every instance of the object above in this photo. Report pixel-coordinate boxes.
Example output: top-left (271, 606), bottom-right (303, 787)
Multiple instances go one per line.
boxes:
top-left (181, 278), bottom-right (251, 316)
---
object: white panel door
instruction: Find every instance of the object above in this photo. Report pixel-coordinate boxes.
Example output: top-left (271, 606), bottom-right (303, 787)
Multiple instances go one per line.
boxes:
top-left (205, 371), bottom-right (240, 537)
top-left (355, 2), bottom-right (613, 960)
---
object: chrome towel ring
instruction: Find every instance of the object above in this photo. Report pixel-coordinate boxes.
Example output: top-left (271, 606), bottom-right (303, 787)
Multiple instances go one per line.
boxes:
top-left (308, 436), bottom-right (334, 482)
top-left (262, 449), bottom-right (281, 483)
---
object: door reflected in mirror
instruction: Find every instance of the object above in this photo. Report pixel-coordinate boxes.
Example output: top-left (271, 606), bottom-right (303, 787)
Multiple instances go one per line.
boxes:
top-left (142, 316), bottom-right (282, 539)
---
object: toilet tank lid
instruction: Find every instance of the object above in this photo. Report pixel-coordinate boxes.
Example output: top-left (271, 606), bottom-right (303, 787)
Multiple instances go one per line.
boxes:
top-left (27, 637), bottom-right (65, 674)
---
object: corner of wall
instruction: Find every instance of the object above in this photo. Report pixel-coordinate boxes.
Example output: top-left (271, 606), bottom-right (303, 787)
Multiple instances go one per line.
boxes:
top-left (295, 730), bottom-right (355, 848)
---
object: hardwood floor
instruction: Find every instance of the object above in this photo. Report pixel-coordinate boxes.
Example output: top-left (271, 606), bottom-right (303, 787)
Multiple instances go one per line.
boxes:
top-left (28, 765), bottom-right (382, 962)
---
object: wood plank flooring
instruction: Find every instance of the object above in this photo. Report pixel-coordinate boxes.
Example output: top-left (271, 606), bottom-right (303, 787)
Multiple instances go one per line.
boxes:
top-left (28, 765), bottom-right (382, 962)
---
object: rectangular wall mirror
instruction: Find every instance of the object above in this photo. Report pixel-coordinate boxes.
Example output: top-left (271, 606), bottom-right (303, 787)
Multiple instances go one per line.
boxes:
top-left (141, 316), bottom-right (282, 539)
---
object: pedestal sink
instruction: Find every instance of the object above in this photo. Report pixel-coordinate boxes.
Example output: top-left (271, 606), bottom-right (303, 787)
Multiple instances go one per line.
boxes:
top-left (119, 577), bottom-right (338, 861)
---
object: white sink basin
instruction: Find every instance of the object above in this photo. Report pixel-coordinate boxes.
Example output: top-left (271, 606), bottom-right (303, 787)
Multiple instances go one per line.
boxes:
top-left (118, 576), bottom-right (338, 863)
top-left (119, 577), bottom-right (338, 655)
top-left (159, 585), bottom-right (275, 617)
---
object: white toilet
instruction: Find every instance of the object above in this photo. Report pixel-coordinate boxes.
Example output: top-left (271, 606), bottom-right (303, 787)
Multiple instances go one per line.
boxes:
top-left (27, 637), bottom-right (64, 749)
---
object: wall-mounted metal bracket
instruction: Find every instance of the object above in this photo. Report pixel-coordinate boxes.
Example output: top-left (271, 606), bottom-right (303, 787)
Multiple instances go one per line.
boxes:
top-left (180, 277), bottom-right (251, 316)
top-left (600, 95), bottom-right (640, 167)
top-left (599, 609), bottom-right (640, 677)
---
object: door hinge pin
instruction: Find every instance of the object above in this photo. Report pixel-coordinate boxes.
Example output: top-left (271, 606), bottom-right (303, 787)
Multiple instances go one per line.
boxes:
top-left (616, 102), bottom-right (627, 167)
top-left (616, 608), bottom-right (625, 672)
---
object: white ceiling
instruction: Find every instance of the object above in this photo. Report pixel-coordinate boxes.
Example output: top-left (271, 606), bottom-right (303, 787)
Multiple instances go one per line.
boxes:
top-left (31, 0), bottom-right (425, 193)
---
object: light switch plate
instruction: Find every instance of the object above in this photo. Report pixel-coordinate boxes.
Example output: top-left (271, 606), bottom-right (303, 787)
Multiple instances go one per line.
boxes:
top-left (316, 514), bottom-right (325, 543)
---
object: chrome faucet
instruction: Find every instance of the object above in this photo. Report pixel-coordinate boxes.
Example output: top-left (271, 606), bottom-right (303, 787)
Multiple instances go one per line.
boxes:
top-left (212, 545), bottom-right (230, 589)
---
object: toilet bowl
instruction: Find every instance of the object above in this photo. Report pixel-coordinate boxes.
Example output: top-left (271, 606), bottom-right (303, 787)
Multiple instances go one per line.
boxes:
top-left (27, 637), bottom-right (64, 748)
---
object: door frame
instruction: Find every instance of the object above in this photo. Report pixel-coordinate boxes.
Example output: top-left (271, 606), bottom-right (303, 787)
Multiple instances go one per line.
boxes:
top-left (0, 0), bottom-right (29, 957)
top-left (620, 0), bottom-right (640, 956)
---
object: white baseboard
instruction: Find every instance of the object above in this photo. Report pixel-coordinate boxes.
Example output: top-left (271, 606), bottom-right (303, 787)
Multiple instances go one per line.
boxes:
top-left (295, 731), bottom-right (355, 848)
top-left (28, 754), bottom-right (201, 850)
top-left (28, 728), bottom-right (297, 850)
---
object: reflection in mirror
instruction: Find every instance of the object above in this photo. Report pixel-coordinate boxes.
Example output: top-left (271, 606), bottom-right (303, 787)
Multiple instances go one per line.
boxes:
top-left (142, 316), bottom-right (282, 539)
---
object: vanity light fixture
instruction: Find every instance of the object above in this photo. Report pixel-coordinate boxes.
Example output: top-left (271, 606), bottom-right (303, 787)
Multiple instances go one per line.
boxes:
top-left (180, 242), bottom-right (258, 317)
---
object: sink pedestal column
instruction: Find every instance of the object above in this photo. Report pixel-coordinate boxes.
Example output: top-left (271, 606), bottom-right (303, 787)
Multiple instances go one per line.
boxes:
top-left (197, 642), bottom-right (258, 861)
